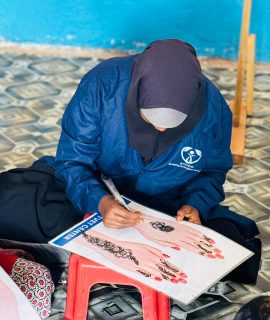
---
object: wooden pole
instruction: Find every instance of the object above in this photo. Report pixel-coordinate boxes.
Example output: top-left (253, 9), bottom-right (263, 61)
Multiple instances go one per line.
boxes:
top-left (246, 34), bottom-right (256, 116)
top-left (233, 0), bottom-right (252, 127)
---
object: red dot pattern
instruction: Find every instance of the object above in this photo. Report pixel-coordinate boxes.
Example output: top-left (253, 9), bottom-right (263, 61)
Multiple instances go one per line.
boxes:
top-left (11, 258), bottom-right (54, 319)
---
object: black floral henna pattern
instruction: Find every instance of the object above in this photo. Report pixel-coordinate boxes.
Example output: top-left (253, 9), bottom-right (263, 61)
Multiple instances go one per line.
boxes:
top-left (136, 270), bottom-right (151, 277)
top-left (156, 264), bottom-right (176, 278)
top-left (160, 259), bottom-right (179, 273)
top-left (200, 240), bottom-right (213, 248)
top-left (161, 273), bottom-right (169, 280)
top-left (150, 221), bottom-right (175, 232)
top-left (203, 235), bottom-right (214, 243)
top-left (197, 243), bottom-right (212, 254)
top-left (82, 233), bottom-right (139, 265)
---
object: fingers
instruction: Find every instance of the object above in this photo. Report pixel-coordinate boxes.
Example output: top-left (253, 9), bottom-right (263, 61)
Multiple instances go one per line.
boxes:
top-left (100, 197), bottom-right (144, 228)
top-left (176, 205), bottom-right (201, 225)
top-left (127, 245), bottom-right (188, 284)
top-left (157, 259), bottom-right (188, 284)
top-left (176, 237), bottom-right (224, 259)
top-left (176, 205), bottom-right (192, 222)
top-left (185, 213), bottom-right (201, 224)
top-left (196, 239), bottom-right (224, 259)
top-left (115, 209), bottom-right (143, 226)
top-left (176, 207), bottom-right (191, 217)
top-left (136, 266), bottom-right (169, 281)
top-left (176, 210), bottom-right (185, 222)
top-left (137, 260), bottom-right (188, 284)
top-left (105, 211), bottom-right (143, 228)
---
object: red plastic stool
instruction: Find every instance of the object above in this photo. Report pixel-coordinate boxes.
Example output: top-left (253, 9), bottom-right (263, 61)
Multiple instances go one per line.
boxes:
top-left (64, 254), bottom-right (170, 320)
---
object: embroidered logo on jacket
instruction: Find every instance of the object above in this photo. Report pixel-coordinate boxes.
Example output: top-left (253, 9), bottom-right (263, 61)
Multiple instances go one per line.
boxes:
top-left (168, 146), bottom-right (202, 172)
top-left (181, 147), bottom-right (202, 164)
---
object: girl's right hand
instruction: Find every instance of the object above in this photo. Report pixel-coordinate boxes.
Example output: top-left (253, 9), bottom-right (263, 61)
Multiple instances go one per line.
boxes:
top-left (98, 195), bottom-right (144, 228)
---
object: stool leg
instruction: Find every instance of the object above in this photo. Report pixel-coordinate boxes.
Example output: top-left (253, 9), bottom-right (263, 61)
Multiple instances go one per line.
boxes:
top-left (73, 263), bottom-right (92, 320)
top-left (64, 254), bottom-right (78, 320)
top-left (140, 288), bottom-right (159, 319)
top-left (157, 293), bottom-right (170, 320)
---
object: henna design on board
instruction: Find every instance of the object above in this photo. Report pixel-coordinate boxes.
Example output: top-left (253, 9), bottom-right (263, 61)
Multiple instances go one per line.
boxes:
top-left (160, 259), bottom-right (179, 273)
top-left (136, 270), bottom-right (151, 277)
top-left (82, 233), bottom-right (139, 265)
top-left (149, 221), bottom-right (175, 232)
top-left (197, 243), bottom-right (212, 254)
top-left (200, 240), bottom-right (213, 248)
top-left (160, 273), bottom-right (169, 280)
top-left (156, 265), bottom-right (176, 278)
top-left (203, 235), bottom-right (215, 244)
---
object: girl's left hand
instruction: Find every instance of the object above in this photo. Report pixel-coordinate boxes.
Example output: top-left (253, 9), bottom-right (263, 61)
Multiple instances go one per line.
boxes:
top-left (176, 205), bottom-right (201, 224)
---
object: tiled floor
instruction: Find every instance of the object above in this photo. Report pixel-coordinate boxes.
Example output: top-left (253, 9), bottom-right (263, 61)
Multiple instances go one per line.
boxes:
top-left (0, 47), bottom-right (270, 320)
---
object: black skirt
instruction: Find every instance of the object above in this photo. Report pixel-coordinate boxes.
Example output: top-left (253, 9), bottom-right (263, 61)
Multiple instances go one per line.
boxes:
top-left (204, 218), bottom-right (262, 284)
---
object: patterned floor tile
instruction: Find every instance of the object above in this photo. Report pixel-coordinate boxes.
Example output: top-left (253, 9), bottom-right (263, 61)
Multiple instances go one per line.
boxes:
top-left (37, 110), bottom-right (64, 127)
top-left (0, 133), bottom-right (15, 153)
top-left (0, 93), bottom-right (16, 108)
top-left (0, 151), bottom-right (37, 171)
top-left (6, 81), bottom-right (61, 100)
top-left (213, 71), bottom-right (236, 91)
top-left (33, 144), bottom-right (58, 159)
top-left (223, 193), bottom-right (270, 223)
top-left (32, 130), bottom-right (60, 145)
top-left (0, 54), bottom-right (13, 67)
top-left (244, 147), bottom-right (270, 160)
top-left (90, 295), bottom-right (142, 319)
top-left (6, 53), bottom-right (41, 66)
top-left (257, 220), bottom-right (270, 252)
top-left (7, 70), bottom-right (38, 85)
top-left (254, 73), bottom-right (270, 92)
top-left (245, 126), bottom-right (270, 148)
top-left (246, 179), bottom-right (270, 208)
top-left (223, 180), bottom-right (247, 194)
top-left (256, 220), bottom-right (270, 291)
top-left (73, 57), bottom-right (100, 69)
top-left (202, 68), bottom-right (227, 83)
top-left (201, 68), bottom-right (236, 101)
top-left (260, 156), bottom-right (270, 166)
top-left (12, 142), bottom-right (36, 155)
top-left (28, 58), bottom-right (79, 75)
top-left (0, 70), bottom-right (8, 82)
top-left (2, 126), bottom-right (40, 143)
top-left (28, 98), bottom-right (62, 114)
top-left (251, 99), bottom-right (270, 118)
top-left (254, 91), bottom-right (270, 101)
top-left (0, 106), bottom-right (39, 127)
top-left (227, 158), bottom-right (270, 184)
top-left (50, 75), bottom-right (80, 90)
top-left (247, 117), bottom-right (270, 130)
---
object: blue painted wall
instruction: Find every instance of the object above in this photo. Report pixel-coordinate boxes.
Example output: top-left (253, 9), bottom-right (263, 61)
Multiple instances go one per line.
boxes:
top-left (0, 0), bottom-right (269, 62)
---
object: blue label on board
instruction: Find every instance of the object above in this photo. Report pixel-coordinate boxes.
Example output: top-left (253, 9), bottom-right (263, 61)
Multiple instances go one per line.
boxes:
top-left (52, 213), bottom-right (103, 246)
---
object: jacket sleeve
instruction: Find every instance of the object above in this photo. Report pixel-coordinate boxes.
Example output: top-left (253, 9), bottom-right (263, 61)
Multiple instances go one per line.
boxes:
top-left (55, 73), bottom-right (109, 215)
top-left (176, 93), bottom-right (233, 222)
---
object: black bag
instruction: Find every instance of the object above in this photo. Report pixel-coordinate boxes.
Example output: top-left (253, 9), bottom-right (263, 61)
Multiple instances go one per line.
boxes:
top-left (0, 158), bottom-right (81, 243)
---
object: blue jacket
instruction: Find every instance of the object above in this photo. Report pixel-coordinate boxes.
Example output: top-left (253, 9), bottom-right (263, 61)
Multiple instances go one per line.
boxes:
top-left (54, 54), bottom-right (258, 239)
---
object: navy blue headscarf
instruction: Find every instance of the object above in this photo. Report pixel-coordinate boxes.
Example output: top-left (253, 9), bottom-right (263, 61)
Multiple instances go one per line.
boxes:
top-left (126, 39), bottom-right (205, 163)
